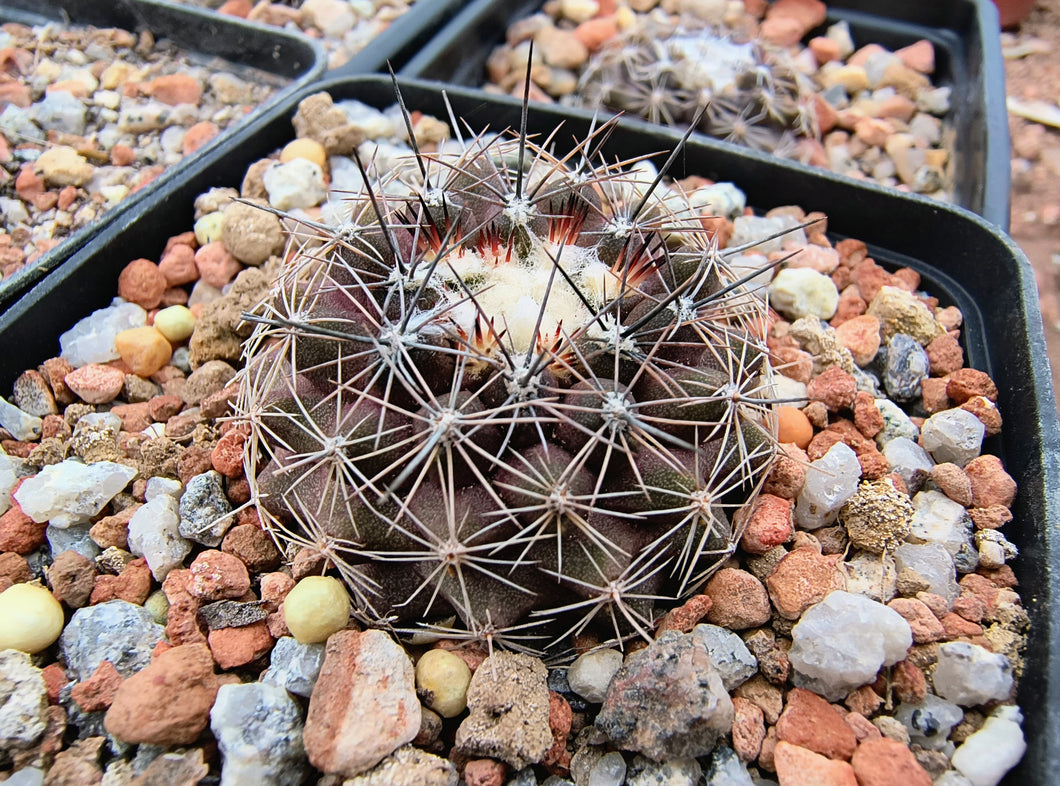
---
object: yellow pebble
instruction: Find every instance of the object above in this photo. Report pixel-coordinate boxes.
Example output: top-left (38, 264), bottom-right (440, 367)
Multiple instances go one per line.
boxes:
top-left (115, 326), bottom-right (173, 377)
top-left (153, 305), bottom-right (196, 343)
top-left (283, 576), bottom-right (351, 644)
top-left (0, 583), bottom-right (65, 654)
top-left (144, 589), bottom-right (170, 626)
top-left (194, 211), bottom-right (225, 245)
top-left (280, 138), bottom-right (328, 170)
top-left (616, 5), bottom-right (636, 30)
top-left (415, 648), bottom-right (472, 718)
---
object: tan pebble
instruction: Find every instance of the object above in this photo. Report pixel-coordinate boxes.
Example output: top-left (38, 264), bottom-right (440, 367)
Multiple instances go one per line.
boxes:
top-left (64, 363), bottom-right (126, 404)
top-left (115, 327), bottom-right (173, 377)
top-left (280, 138), bottom-right (327, 169)
top-left (35, 146), bottom-right (94, 187)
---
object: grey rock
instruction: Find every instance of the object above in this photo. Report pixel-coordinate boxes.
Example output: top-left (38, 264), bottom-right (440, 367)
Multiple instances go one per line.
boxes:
top-left (883, 333), bottom-right (929, 402)
top-left (31, 91), bottom-right (87, 135)
top-left (934, 642), bottom-right (1014, 707)
top-left (199, 600), bottom-right (268, 630)
top-left (587, 751), bottom-right (626, 786)
top-left (210, 681), bottom-right (308, 786)
top-left (692, 624), bottom-right (757, 691)
top-left (894, 542), bottom-right (960, 605)
top-left (627, 754), bottom-right (703, 786)
top-left (874, 398), bottom-right (920, 446)
top-left (261, 636), bottom-right (326, 698)
top-left (507, 767), bottom-right (539, 786)
top-left (595, 630), bottom-right (733, 760)
top-left (179, 470), bottom-right (234, 547)
top-left (883, 436), bottom-right (934, 494)
top-left (0, 650), bottom-right (48, 752)
top-left (567, 648), bottom-right (623, 703)
top-left (127, 494), bottom-right (191, 581)
top-left (47, 522), bottom-right (100, 561)
top-left (706, 746), bottom-right (754, 785)
top-left (921, 409), bottom-right (985, 467)
top-left (59, 600), bottom-right (164, 680)
top-left (455, 652), bottom-right (552, 770)
top-left (1, 767), bottom-right (44, 786)
top-left (0, 396), bottom-right (43, 441)
top-left (895, 693), bottom-right (964, 751)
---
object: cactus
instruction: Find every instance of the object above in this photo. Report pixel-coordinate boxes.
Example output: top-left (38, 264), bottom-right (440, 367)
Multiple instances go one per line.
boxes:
top-left (576, 15), bottom-right (817, 156)
top-left (237, 89), bottom-right (781, 650)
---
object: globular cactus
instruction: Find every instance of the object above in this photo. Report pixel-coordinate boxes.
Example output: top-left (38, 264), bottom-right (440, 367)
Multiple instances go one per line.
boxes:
top-left (576, 16), bottom-right (817, 156)
top-left (237, 98), bottom-right (779, 650)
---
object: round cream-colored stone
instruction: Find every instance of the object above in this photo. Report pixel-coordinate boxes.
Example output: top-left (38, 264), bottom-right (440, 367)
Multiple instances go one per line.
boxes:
top-left (194, 211), bottom-right (225, 245)
top-left (415, 648), bottom-right (472, 718)
top-left (114, 326), bottom-right (173, 377)
top-left (0, 583), bottom-right (65, 654)
top-left (153, 305), bottom-right (196, 343)
top-left (144, 589), bottom-right (170, 626)
top-left (280, 138), bottom-right (327, 170)
top-left (284, 576), bottom-right (351, 644)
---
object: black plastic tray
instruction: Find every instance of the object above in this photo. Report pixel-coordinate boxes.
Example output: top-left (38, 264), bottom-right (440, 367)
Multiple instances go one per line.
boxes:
top-left (0, 77), bottom-right (1053, 783)
top-left (0, 0), bottom-right (325, 312)
top-left (399, 0), bottom-right (1011, 229)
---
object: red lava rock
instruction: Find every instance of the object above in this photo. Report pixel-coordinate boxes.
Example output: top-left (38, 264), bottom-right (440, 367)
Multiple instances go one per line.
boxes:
top-left (110, 402), bottom-right (153, 433)
top-left (740, 494), bottom-right (793, 555)
top-left (0, 552), bottom-right (30, 585)
top-left (732, 696), bottom-right (766, 762)
top-left (40, 357), bottom-right (76, 405)
top-left (71, 660), bottom-right (123, 712)
top-left (968, 505), bottom-right (1012, 530)
top-left (946, 368), bottom-right (998, 404)
top-left (960, 395), bottom-right (1002, 436)
top-left (0, 81), bottom-right (30, 107)
top-left (734, 676), bottom-right (784, 724)
top-left (773, 741), bottom-right (857, 785)
top-left (117, 258), bottom-right (168, 309)
top-left (188, 550), bottom-right (251, 601)
top-left (163, 569), bottom-right (207, 646)
top-left (831, 287), bottom-right (868, 327)
top-left (143, 73), bottom-right (203, 106)
top-left (848, 395), bottom-right (881, 441)
top-left (703, 568), bottom-right (772, 629)
top-left (148, 394), bottom-right (184, 422)
top-left (963, 455), bottom-right (1017, 508)
top-left (959, 574), bottom-right (1002, 614)
top-left (896, 39), bottom-right (935, 74)
top-left (0, 501), bottom-right (47, 554)
top-left (759, 726), bottom-right (778, 772)
top-left (201, 383), bottom-right (239, 419)
top-left (182, 121), bottom-right (219, 155)
top-left (953, 594), bottom-right (986, 623)
top-left (110, 144), bottom-right (136, 166)
top-left (925, 333), bottom-right (963, 376)
top-left (763, 444), bottom-right (808, 499)
top-left (543, 691), bottom-right (572, 774)
top-left (41, 662), bottom-right (70, 704)
top-left (573, 17), bottom-right (617, 51)
top-left (57, 185), bottom-right (78, 211)
top-left (940, 612), bottom-right (984, 639)
top-left (886, 598), bottom-right (944, 644)
top-left (211, 430), bottom-right (246, 477)
top-left (208, 620), bottom-right (274, 670)
top-left (850, 737), bottom-right (933, 786)
top-left (776, 687), bottom-right (857, 760)
top-left (47, 549), bottom-right (97, 608)
top-left (464, 759), bottom-right (507, 786)
top-left (90, 557), bottom-right (152, 605)
top-left (218, 0), bottom-right (253, 16)
top-left (807, 366), bottom-right (858, 412)
top-left (195, 241), bottom-right (242, 288)
top-left (915, 592), bottom-right (949, 619)
top-left (765, 548), bottom-right (846, 620)
top-left (178, 446), bottom-right (215, 485)
top-left (655, 594), bottom-right (713, 636)
top-left (772, 345), bottom-right (813, 383)
top-left (920, 377), bottom-right (951, 414)
top-left (761, 0), bottom-right (827, 46)
top-left (892, 659), bottom-right (927, 704)
top-left (104, 643), bottom-right (219, 745)
top-left (15, 165), bottom-right (44, 201)
top-left (844, 688), bottom-right (883, 722)
top-left (64, 363), bottom-right (126, 404)
top-left (844, 711), bottom-right (881, 742)
top-left (930, 463), bottom-right (973, 506)
top-left (261, 571), bottom-right (296, 638)
top-left (221, 523), bottom-right (282, 573)
top-left (808, 36), bottom-right (841, 64)
top-left (159, 243), bottom-right (199, 287)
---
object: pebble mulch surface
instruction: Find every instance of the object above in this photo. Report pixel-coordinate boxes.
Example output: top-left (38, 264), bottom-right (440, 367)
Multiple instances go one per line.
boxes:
top-left (172, 0), bottom-right (423, 70)
top-left (0, 19), bottom-right (288, 283)
top-left (484, 0), bottom-right (956, 205)
top-left (0, 91), bottom-right (1029, 786)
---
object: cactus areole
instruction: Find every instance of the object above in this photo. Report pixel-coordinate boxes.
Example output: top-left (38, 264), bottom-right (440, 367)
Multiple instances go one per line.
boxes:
top-left (238, 100), bottom-right (780, 651)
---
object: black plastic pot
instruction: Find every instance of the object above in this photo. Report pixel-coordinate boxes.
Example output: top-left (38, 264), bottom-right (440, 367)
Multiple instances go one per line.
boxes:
top-left (399, 0), bottom-right (1011, 229)
top-left (0, 77), bottom-right (1053, 783)
top-left (0, 0), bottom-right (325, 312)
